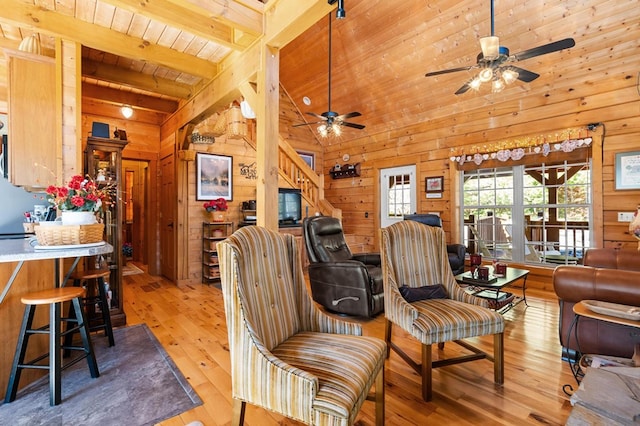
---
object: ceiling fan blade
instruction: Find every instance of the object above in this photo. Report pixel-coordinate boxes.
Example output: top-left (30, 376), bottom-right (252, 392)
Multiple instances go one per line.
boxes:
top-left (341, 122), bottom-right (365, 130)
top-left (293, 121), bottom-right (323, 127)
top-left (454, 82), bottom-right (472, 95)
top-left (305, 112), bottom-right (328, 120)
top-left (512, 38), bottom-right (575, 61)
top-left (426, 66), bottom-right (475, 77)
top-left (336, 111), bottom-right (361, 120)
top-left (509, 66), bottom-right (539, 82)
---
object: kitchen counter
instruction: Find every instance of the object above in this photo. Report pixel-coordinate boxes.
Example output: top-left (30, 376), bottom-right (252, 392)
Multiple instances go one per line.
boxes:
top-left (0, 238), bottom-right (114, 400)
top-left (0, 238), bottom-right (113, 303)
top-left (0, 237), bottom-right (113, 262)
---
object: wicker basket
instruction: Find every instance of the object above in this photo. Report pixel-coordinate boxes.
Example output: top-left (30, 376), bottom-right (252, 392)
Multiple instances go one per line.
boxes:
top-left (35, 223), bottom-right (104, 246)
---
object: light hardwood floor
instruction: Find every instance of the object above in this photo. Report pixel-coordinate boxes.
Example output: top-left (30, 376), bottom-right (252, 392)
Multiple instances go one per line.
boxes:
top-left (122, 265), bottom-right (575, 425)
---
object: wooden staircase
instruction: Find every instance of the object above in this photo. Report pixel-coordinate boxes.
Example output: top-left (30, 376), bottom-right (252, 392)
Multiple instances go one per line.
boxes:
top-left (241, 83), bottom-right (341, 220)
top-left (242, 133), bottom-right (341, 221)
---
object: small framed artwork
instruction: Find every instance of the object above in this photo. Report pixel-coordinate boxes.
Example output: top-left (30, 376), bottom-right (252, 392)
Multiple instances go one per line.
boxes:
top-left (297, 151), bottom-right (315, 170)
top-left (196, 153), bottom-right (233, 200)
top-left (425, 176), bottom-right (444, 199)
top-left (615, 151), bottom-right (640, 190)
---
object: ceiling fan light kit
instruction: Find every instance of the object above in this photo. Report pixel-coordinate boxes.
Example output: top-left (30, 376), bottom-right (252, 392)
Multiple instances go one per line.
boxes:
top-left (426, 0), bottom-right (575, 95)
top-left (293, 12), bottom-right (365, 137)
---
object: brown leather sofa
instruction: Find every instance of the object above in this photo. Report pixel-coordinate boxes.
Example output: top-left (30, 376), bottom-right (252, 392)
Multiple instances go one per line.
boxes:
top-left (553, 248), bottom-right (640, 360)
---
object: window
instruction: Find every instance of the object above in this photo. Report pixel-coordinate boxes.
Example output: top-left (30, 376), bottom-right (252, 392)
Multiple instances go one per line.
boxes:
top-left (380, 165), bottom-right (416, 228)
top-left (461, 160), bottom-right (591, 265)
top-left (387, 174), bottom-right (413, 217)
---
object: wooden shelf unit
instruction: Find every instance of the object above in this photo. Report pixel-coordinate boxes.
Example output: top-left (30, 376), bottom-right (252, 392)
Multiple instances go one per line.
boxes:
top-left (202, 222), bottom-right (233, 284)
top-left (329, 163), bottom-right (361, 179)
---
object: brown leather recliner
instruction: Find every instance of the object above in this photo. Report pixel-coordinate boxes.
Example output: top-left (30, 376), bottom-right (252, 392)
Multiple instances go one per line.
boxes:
top-left (553, 248), bottom-right (640, 360)
top-left (303, 216), bottom-right (384, 317)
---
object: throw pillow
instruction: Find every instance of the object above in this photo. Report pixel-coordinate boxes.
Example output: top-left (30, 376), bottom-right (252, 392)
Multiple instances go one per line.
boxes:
top-left (398, 284), bottom-right (447, 303)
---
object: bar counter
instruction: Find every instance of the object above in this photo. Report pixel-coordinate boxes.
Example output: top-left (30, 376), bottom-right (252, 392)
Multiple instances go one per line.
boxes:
top-left (0, 238), bottom-right (113, 399)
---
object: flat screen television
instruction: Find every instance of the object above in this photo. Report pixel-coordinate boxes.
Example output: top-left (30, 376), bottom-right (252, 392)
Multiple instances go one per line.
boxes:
top-left (278, 188), bottom-right (302, 226)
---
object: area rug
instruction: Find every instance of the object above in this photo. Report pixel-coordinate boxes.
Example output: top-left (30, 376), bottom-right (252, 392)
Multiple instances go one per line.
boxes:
top-left (122, 263), bottom-right (144, 276)
top-left (0, 324), bottom-right (202, 426)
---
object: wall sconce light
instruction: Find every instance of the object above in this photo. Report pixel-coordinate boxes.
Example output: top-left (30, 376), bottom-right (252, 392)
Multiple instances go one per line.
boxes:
top-left (120, 105), bottom-right (133, 119)
top-left (240, 99), bottom-right (255, 119)
top-left (18, 34), bottom-right (42, 55)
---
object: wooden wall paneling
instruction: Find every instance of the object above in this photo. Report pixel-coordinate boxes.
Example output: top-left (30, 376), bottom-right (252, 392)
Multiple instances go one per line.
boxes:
top-left (59, 39), bottom-right (82, 179)
top-left (81, 98), bottom-right (166, 126)
top-left (321, 84), bottom-right (637, 292)
top-left (81, 114), bottom-right (161, 154)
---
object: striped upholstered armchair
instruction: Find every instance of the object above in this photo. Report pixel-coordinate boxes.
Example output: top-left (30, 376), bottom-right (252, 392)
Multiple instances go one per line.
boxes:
top-left (218, 226), bottom-right (386, 426)
top-left (380, 220), bottom-right (504, 401)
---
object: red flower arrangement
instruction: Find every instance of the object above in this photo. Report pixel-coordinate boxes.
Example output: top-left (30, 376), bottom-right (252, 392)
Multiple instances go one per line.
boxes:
top-left (46, 175), bottom-right (110, 212)
top-left (203, 198), bottom-right (228, 212)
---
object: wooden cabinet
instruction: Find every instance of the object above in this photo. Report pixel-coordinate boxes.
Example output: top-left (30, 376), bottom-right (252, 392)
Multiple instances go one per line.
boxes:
top-left (85, 137), bottom-right (128, 326)
top-left (202, 222), bottom-right (233, 284)
top-left (5, 49), bottom-right (57, 189)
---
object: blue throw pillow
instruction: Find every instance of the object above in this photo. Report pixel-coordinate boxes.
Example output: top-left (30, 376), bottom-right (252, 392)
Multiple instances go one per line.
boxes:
top-left (398, 284), bottom-right (447, 302)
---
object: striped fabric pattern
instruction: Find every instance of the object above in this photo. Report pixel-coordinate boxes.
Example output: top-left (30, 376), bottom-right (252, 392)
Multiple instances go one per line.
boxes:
top-left (218, 226), bottom-right (386, 425)
top-left (380, 221), bottom-right (504, 344)
top-left (274, 332), bottom-right (385, 424)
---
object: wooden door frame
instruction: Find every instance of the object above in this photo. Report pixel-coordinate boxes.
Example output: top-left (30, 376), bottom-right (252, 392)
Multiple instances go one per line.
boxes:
top-left (123, 150), bottom-right (160, 276)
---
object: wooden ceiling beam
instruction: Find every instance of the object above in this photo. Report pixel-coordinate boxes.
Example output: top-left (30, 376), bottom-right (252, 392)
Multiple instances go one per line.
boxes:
top-left (162, 0), bottom-right (329, 137)
top-left (161, 42), bottom-right (261, 139)
top-left (82, 83), bottom-right (179, 113)
top-left (0, 0), bottom-right (218, 79)
top-left (264, 0), bottom-right (334, 49)
top-left (82, 59), bottom-right (194, 99)
top-left (82, 99), bottom-right (166, 125)
top-left (174, 0), bottom-right (264, 35)
top-left (101, 0), bottom-right (258, 51)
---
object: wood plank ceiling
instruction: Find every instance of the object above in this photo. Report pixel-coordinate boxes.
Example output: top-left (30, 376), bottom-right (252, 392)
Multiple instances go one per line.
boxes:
top-left (0, 0), bottom-right (637, 141)
top-left (0, 0), bottom-right (265, 122)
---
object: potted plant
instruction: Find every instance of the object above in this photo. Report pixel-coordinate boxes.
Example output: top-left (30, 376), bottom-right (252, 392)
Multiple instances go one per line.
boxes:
top-left (45, 174), bottom-right (113, 225)
top-left (203, 198), bottom-right (228, 222)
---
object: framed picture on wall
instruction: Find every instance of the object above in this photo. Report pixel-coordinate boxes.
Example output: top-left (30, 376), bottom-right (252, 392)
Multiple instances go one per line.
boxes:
top-left (615, 151), bottom-right (640, 190)
top-left (196, 153), bottom-right (233, 200)
top-left (425, 176), bottom-right (444, 199)
top-left (297, 151), bottom-right (315, 170)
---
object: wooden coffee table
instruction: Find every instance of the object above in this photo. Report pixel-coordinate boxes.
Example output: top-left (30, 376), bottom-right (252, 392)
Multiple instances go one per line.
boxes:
top-left (455, 266), bottom-right (530, 313)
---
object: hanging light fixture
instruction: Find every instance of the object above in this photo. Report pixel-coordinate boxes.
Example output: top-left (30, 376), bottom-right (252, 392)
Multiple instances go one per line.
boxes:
top-left (120, 105), bottom-right (133, 119)
top-left (328, 0), bottom-right (346, 19)
top-left (469, 0), bottom-right (517, 94)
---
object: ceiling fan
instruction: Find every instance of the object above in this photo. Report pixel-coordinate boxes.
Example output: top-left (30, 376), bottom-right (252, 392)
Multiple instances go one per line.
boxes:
top-left (425, 0), bottom-right (575, 95)
top-left (294, 13), bottom-right (364, 137)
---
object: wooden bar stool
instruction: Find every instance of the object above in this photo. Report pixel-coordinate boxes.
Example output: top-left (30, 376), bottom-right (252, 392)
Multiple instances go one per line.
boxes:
top-left (5, 287), bottom-right (100, 406)
top-left (66, 269), bottom-right (115, 348)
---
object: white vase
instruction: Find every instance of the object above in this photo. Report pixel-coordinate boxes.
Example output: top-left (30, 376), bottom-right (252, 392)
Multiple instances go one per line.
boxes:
top-left (61, 211), bottom-right (97, 226)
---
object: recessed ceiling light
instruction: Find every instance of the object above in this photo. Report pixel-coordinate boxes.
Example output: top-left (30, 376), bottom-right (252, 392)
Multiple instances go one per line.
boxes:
top-left (303, 97), bottom-right (311, 106)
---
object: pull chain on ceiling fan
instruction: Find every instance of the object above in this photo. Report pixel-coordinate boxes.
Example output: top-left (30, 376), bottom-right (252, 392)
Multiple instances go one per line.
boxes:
top-left (425, 0), bottom-right (575, 95)
top-left (294, 13), bottom-right (364, 137)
